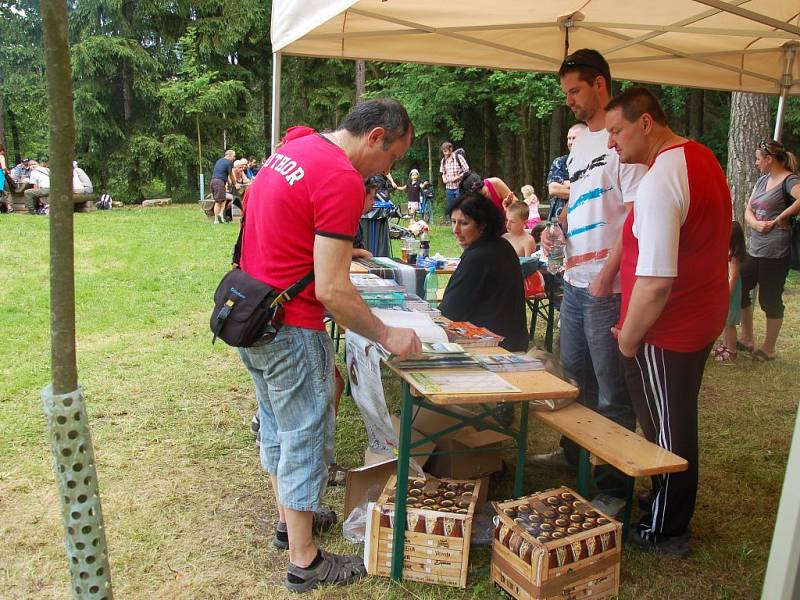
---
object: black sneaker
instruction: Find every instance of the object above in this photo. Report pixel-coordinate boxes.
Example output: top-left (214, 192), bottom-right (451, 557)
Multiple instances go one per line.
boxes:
top-left (628, 530), bottom-right (691, 558)
top-left (250, 413), bottom-right (260, 445)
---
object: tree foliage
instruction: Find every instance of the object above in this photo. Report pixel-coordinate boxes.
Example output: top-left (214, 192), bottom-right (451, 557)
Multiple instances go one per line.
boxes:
top-left (2, 2), bottom-right (798, 202)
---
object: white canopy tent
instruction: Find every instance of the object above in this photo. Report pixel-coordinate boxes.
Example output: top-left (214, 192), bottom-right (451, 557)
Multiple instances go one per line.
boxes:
top-left (268, 3), bottom-right (800, 598)
top-left (270, 0), bottom-right (799, 148)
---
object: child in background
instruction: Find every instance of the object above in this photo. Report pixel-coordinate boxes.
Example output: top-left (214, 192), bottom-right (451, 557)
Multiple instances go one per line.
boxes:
top-left (401, 168), bottom-right (423, 220)
top-left (531, 222), bottom-right (547, 251)
top-left (714, 221), bottom-right (747, 362)
top-left (503, 201), bottom-right (537, 257)
top-left (521, 184), bottom-right (542, 229)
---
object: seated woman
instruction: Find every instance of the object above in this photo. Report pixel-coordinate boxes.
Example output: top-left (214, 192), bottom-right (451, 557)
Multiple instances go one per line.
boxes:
top-left (440, 191), bottom-right (528, 352)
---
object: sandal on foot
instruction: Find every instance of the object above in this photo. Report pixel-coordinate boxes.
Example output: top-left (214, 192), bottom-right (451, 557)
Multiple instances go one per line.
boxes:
top-left (286, 549), bottom-right (366, 592)
top-left (736, 341), bottom-right (754, 353)
top-left (752, 349), bottom-right (775, 362)
top-left (327, 463), bottom-right (348, 487)
top-left (312, 506), bottom-right (337, 534)
top-left (713, 345), bottom-right (737, 362)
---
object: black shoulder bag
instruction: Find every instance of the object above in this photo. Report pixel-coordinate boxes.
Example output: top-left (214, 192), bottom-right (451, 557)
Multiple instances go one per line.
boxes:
top-left (210, 213), bottom-right (314, 347)
top-left (783, 177), bottom-right (800, 271)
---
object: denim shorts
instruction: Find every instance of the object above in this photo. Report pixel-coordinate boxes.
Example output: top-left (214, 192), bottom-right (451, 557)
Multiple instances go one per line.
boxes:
top-left (238, 326), bottom-right (335, 512)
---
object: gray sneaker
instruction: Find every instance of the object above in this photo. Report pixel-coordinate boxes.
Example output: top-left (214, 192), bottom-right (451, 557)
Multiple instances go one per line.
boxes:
top-left (591, 493), bottom-right (626, 518)
top-left (527, 448), bottom-right (571, 469)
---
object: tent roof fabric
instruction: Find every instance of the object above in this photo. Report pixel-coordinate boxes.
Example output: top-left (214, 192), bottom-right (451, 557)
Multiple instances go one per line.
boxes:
top-left (271, 0), bottom-right (800, 95)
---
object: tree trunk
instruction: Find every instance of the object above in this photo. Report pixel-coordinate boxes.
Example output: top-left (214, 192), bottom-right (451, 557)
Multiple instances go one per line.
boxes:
top-left (549, 105), bottom-right (565, 165)
top-left (427, 133), bottom-right (433, 186)
top-left (355, 60), bottom-right (366, 104)
top-left (0, 88), bottom-right (6, 151)
top-left (520, 105), bottom-right (530, 186)
top-left (726, 92), bottom-right (771, 223)
top-left (484, 102), bottom-right (499, 176)
top-left (122, 69), bottom-right (133, 122)
top-left (688, 89), bottom-right (704, 140)
top-left (8, 106), bottom-right (21, 164)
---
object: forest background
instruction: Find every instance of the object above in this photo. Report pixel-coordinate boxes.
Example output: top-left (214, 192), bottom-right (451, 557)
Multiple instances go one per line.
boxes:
top-left (2, 0), bottom-right (799, 218)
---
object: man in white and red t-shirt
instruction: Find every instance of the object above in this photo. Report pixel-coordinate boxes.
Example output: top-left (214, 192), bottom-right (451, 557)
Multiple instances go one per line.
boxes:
top-left (606, 87), bottom-right (730, 557)
top-left (238, 99), bottom-right (421, 591)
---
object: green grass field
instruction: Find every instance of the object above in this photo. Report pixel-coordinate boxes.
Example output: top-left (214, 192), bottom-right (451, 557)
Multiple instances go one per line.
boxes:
top-left (1, 205), bottom-right (797, 599)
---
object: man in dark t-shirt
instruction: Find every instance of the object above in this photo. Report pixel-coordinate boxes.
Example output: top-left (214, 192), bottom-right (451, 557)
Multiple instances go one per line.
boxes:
top-left (210, 149), bottom-right (235, 224)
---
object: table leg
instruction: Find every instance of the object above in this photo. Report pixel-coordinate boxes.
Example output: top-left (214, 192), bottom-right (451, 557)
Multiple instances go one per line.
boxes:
top-left (577, 447), bottom-right (591, 498)
top-left (391, 381), bottom-right (414, 581)
top-left (514, 401), bottom-right (529, 497)
top-left (621, 476), bottom-right (634, 540)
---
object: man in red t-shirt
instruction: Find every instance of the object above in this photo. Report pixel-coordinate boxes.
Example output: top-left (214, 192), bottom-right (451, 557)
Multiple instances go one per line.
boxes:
top-left (605, 87), bottom-right (730, 558)
top-left (237, 99), bottom-right (421, 591)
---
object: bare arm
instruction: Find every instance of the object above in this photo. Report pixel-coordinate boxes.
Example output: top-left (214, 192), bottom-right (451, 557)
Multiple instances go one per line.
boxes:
top-left (744, 195), bottom-right (774, 234)
top-left (548, 180), bottom-right (570, 199)
top-left (489, 178), bottom-right (518, 209)
top-left (588, 203), bottom-right (631, 297)
top-left (775, 182), bottom-right (800, 227)
top-left (314, 235), bottom-right (420, 358)
top-left (616, 276), bottom-right (673, 357)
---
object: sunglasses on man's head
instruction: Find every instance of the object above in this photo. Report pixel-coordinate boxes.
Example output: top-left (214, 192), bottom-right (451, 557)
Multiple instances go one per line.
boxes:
top-left (563, 59), bottom-right (609, 79)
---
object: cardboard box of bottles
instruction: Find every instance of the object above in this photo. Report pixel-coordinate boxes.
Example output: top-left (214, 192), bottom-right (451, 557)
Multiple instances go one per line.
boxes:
top-left (490, 487), bottom-right (621, 600)
top-left (365, 474), bottom-right (482, 588)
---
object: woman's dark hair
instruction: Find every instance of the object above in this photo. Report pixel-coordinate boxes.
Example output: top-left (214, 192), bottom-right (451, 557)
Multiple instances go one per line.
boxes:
top-left (729, 221), bottom-right (747, 262)
top-left (448, 191), bottom-right (503, 240)
top-left (0, 143), bottom-right (5, 153)
top-left (458, 171), bottom-right (484, 195)
top-left (364, 175), bottom-right (381, 191)
top-left (338, 98), bottom-right (413, 146)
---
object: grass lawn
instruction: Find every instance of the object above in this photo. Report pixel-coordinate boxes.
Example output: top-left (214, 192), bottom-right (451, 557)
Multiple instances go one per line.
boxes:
top-left (1, 205), bottom-right (797, 599)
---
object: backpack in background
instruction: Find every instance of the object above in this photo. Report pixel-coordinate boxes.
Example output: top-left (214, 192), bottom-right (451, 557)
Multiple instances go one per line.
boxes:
top-left (96, 194), bottom-right (112, 210)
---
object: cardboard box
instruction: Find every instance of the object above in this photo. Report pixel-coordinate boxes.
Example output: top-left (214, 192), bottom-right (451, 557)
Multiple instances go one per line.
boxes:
top-left (490, 487), bottom-right (621, 600)
top-left (363, 415), bottom-right (436, 467)
top-left (345, 415), bottom-right (436, 520)
top-left (411, 407), bottom-right (510, 479)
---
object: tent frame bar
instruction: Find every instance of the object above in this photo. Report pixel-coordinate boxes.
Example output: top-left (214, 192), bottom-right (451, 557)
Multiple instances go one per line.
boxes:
top-left (271, 51), bottom-right (282, 152)
top-left (774, 43), bottom-right (798, 141)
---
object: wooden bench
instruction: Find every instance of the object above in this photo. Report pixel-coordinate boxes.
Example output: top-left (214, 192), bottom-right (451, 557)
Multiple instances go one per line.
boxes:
top-left (531, 402), bottom-right (687, 537)
top-left (8, 188), bottom-right (96, 213)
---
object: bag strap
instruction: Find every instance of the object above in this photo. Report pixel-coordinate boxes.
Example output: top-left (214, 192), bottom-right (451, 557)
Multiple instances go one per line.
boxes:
top-left (230, 203), bottom-right (315, 306)
top-left (783, 176), bottom-right (795, 209)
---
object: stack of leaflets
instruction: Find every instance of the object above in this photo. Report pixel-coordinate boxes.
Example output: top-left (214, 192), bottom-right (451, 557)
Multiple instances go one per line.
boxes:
top-left (351, 273), bottom-right (405, 307)
top-left (444, 321), bottom-right (504, 348)
top-left (475, 353), bottom-right (545, 372)
top-left (403, 294), bottom-right (441, 317)
top-left (388, 342), bottom-right (479, 370)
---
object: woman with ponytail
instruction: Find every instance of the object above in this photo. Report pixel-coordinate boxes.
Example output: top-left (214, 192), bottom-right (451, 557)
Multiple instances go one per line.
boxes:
top-left (737, 140), bottom-right (800, 361)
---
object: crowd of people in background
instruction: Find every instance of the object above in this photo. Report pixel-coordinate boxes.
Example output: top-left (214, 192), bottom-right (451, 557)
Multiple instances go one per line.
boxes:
top-left (0, 149), bottom-right (95, 215)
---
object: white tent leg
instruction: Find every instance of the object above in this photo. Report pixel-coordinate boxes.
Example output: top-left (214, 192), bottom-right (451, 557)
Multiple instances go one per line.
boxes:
top-left (761, 406), bottom-right (800, 600)
top-left (773, 94), bottom-right (786, 141)
top-left (271, 51), bottom-right (283, 152)
top-left (773, 42), bottom-right (798, 142)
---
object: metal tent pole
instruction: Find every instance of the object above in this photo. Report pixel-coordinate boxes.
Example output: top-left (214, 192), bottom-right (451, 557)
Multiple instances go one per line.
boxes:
top-left (773, 42), bottom-right (798, 141)
top-left (271, 51), bottom-right (283, 152)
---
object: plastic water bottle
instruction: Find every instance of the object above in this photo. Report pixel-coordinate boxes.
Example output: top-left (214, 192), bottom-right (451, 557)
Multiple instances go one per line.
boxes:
top-left (419, 232), bottom-right (430, 259)
top-left (424, 266), bottom-right (439, 304)
top-left (546, 220), bottom-right (565, 274)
